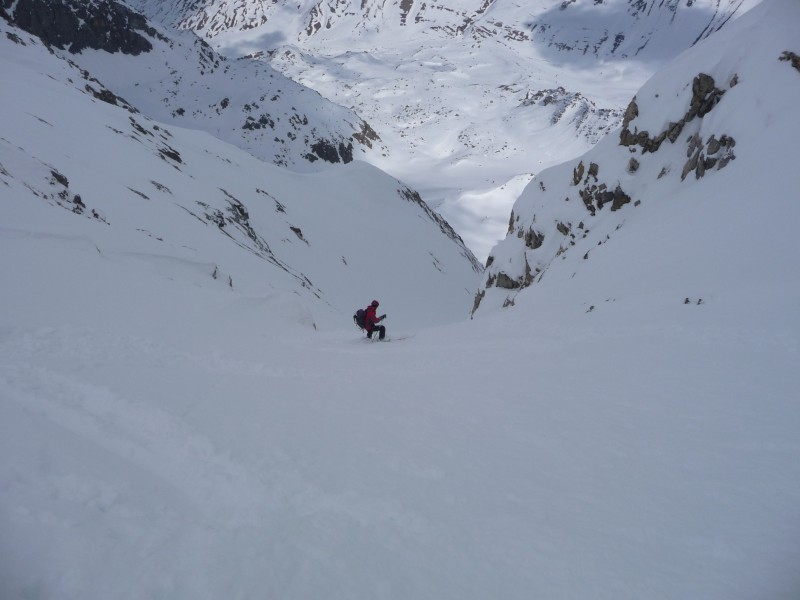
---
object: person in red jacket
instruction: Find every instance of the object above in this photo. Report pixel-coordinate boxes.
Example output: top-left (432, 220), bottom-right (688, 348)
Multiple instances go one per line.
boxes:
top-left (365, 300), bottom-right (387, 340)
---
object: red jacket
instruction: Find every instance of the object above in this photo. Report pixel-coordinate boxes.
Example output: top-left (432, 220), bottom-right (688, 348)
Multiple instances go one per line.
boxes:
top-left (365, 305), bottom-right (383, 330)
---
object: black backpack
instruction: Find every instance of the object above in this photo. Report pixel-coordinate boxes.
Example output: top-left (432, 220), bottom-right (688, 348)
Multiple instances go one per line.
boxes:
top-left (353, 308), bottom-right (366, 329)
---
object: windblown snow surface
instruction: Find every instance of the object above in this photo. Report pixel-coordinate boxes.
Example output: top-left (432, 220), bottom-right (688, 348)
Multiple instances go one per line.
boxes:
top-left (1, 1), bottom-right (800, 600)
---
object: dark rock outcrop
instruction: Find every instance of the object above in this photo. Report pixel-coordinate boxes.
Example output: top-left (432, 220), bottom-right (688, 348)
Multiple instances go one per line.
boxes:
top-left (1, 0), bottom-right (163, 55)
top-left (524, 228), bottom-right (544, 250)
top-left (495, 272), bottom-right (520, 289)
top-left (308, 139), bottom-right (349, 164)
top-left (617, 73), bottom-right (736, 182)
top-left (619, 73), bottom-right (725, 154)
top-left (779, 50), bottom-right (800, 74)
top-left (351, 121), bottom-right (381, 148)
top-left (681, 133), bottom-right (735, 181)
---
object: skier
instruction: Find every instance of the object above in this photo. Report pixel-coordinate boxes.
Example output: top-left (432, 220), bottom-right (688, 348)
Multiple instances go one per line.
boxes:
top-left (364, 300), bottom-right (387, 340)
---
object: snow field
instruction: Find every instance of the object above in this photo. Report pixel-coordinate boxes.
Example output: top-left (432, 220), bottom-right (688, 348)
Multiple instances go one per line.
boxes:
top-left (2, 198), bottom-right (799, 599)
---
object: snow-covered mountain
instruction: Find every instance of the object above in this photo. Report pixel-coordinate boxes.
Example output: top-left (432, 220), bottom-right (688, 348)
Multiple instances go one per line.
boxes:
top-left (0, 2), bottom-right (482, 329)
top-left (1, 0), bottom-right (388, 171)
top-left (473, 0), bottom-right (799, 317)
top-left (523, 0), bottom-right (763, 62)
top-left (129, 0), bottom-right (763, 260)
top-left (130, 0), bottom-right (760, 59)
top-left (1, 1), bottom-right (799, 599)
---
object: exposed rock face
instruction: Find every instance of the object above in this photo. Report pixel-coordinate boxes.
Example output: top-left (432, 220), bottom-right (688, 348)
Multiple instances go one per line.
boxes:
top-left (584, 73), bottom-right (737, 208)
top-left (0, 0), bottom-right (162, 54)
top-left (621, 97), bottom-right (638, 129)
top-left (351, 122), bottom-right (381, 148)
top-left (617, 73), bottom-right (736, 183)
top-left (308, 139), bottom-right (354, 164)
top-left (495, 272), bottom-right (520, 289)
top-left (619, 74), bottom-right (726, 154)
top-left (681, 133), bottom-right (736, 181)
top-left (524, 229), bottom-right (545, 250)
top-left (571, 161), bottom-right (635, 216)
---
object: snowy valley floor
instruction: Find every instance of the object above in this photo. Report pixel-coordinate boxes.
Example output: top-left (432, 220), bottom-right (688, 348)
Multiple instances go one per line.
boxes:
top-left (1, 254), bottom-right (799, 600)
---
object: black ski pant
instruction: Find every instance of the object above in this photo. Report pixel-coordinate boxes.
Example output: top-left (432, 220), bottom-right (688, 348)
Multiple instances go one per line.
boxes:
top-left (367, 325), bottom-right (386, 340)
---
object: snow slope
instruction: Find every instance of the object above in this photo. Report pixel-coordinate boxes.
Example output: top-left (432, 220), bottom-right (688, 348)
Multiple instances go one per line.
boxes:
top-left (0, 17), bottom-right (481, 329)
top-left (1, 1), bottom-right (799, 599)
top-left (3, 273), bottom-right (798, 600)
